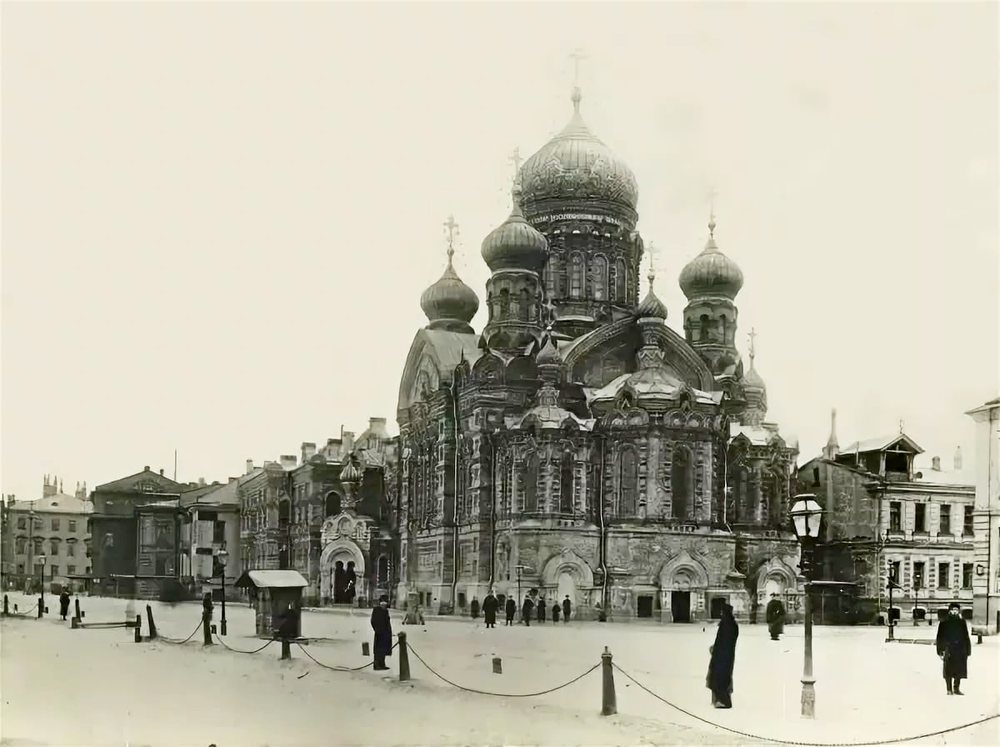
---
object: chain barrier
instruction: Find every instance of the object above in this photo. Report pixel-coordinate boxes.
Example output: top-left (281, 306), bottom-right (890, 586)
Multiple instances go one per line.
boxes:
top-left (157, 620), bottom-right (205, 645)
top-left (407, 643), bottom-right (601, 697)
top-left (611, 662), bottom-right (1000, 747)
top-left (212, 633), bottom-right (276, 655)
top-left (295, 640), bottom-right (399, 672)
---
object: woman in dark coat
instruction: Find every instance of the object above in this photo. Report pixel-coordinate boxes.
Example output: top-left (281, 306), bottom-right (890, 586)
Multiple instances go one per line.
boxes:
top-left (765, 595), bottom-right (785, 640)
top-left (707, 603), bottom-right (739, 708)
top-left (551, 602), bottom-right (561, 622)
top-left (504, 596), bottom-right (517, 626)
top-left (521, 596), bottom-right (534, 626)
top-left (470, 597), bottom-right (480, 619)
top-left (936, 602), bottom-right (972, 695)
top-left (482, 592), bottom-right (498, 628)
top-left (59, 589), bottom-right (71, 621)
top-left (370, 595), bottom-right (393, 671)
top-left (537, 598), bottom-right (546, 623)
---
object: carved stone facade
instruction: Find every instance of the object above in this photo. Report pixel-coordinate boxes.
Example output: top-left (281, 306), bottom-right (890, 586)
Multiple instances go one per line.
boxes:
top-left (396, 89), bottom-right (799, 622)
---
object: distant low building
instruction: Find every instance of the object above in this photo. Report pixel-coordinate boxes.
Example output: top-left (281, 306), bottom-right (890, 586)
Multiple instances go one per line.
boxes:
top-left (179, 478), bottom-right (241, 599)
top-left (5, 476), bottom-right (92, 592)
top-left (799, 411), bottom-right (975, 624)
top-left (966, 397), bottom-right (1000, 632)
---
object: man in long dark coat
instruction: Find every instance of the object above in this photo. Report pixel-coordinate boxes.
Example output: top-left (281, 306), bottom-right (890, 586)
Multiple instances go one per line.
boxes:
top-left (504, 596), bottom-right (517, 626)
top-left (470, 597), bottom-right (480, 620)
top-left (936, 602), bottom-right (972, 695)
top-left (765, 594), bottom-right (785, 640)
top-left (370, 595), bottom-right (393, 671)
top-left (521, 595), bottom-right (534, 626)
top-left (482, 591), bottom-right (498, 628)
top-left (707, 603), bottom-right (739, 708)
top-left (562, 595), bottom-right (572, 623)
top-left (59, 589), bottom-right (71, 621)
top-left (537, 597), bottom-right (546, 624)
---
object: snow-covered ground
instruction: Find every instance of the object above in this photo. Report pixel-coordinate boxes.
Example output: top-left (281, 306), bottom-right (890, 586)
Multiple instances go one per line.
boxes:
top-left (2, 593), bottom-right (997, 746)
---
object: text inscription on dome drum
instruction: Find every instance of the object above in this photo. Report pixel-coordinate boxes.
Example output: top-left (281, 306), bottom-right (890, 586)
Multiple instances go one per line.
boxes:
top-left (534, 212), bottom-right (627, 228)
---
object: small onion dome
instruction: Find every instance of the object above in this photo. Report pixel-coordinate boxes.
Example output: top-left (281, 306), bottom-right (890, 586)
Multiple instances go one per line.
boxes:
top-left (636, 287), bottom-right (667, 320)
top-left (536, 332), bottom-right (561, 366)
top-left (679, 217), bottom-right (744, 300)
top-left (519, 87), bottom-right (638, 213)
top-left (420, 254), bottom-right (480, 328)
top-left (481, 189), bottom-right (548, 271)
top-left (744, 362), bottom-right (766, 392)
top-left (340, 457), bottom-right (362, 484)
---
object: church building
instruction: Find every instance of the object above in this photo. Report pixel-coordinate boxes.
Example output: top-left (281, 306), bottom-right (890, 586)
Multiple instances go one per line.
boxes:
top-left (396, 83), bottom-right (800, 622)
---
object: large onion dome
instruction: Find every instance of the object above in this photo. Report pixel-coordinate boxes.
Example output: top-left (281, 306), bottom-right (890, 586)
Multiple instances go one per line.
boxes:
top-left (679, 216), bottom-right (744, 300)
top-left (481, 187), bottom-right (548, 271)
top-left (420, 251), bottom-right (479, 331)
top-left (518, 88), bottom-right (638, 214)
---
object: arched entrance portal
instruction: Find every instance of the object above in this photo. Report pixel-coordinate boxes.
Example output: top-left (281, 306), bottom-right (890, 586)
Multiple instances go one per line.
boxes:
top-left (557, 572), bottom-right (577, 604)
top-left (320, 539), bottom-right (366, 605)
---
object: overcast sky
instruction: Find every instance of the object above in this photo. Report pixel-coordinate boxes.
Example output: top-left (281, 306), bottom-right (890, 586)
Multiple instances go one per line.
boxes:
top-left (2, 1), bottom-right (997, 501)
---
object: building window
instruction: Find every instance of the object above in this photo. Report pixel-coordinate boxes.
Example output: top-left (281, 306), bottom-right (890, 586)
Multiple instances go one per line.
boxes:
top-left (17, 517), bottom-right (25, 530)
top-left (67, 543), bottom-right (75, 557)
top-left (524, 452), bottom-right (539, 512)
top-left (50, 566), bottom-right (59, 577)
top-left (937, 562), bottom-right (950, 588)
top-left (671, 446), bottom-right (693, 520)
top-left (913, 561), bottom-right (925, 590)
top-left (569, 253), bottom-right (584, 298)
top-left (51, 518), bottom-right (60, 531)
top-left (33, 518), bottom-right (42, 530)
top-left (889, 502), bottom-right (901, 531)
top-left (939, 504), bottom-right (951, 535)
top-left (85, 566), bottom-right (91, 575)
top-left (17, 564), bottom-right (24, 574)
top-left (50, 540), bottom-right (59, 556)
top-left (890, 561), bottom-right (901, 584)
top-left (962, 563), bottom-right (973, 589)
top-left (593, 256), bottom-right (608, 301)
top-left (914, 503), bottom-right (926, 533)
top-left (68, 520), bottom-right (77, 532)
top-left (68, 565), bottom-right (76, 575)
top-left (614, 258), bottom-right (627, 302)
top-left (214, 520), bottom-right (225, 543)
top-left (963, 506), bottom-right (974, 535)
top-left (15, 537), bottom-right (26, 555)
top-left (618, 448), bottom-right (638, 516)
top-left (560, 451), bottom-right (575, 514)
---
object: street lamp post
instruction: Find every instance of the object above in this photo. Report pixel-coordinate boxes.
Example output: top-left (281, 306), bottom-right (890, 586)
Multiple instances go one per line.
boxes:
top-left (515, 564), bottom-right (525, 611)
top-left (790, 494), bottom-right (824, 720)
top-left (37, 554), bottom-right (47, 618)
top-left (217, 547), bottom-right (229, 636)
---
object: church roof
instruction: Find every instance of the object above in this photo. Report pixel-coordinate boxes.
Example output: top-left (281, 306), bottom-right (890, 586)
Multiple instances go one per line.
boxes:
top-left (422, 328), bottom-right (482, 370)
top-left (730, 422), bottom-right (784, 447)
top-left (839, 433), bottom-right (924, 456)
top-left (587, 371), bottom-right (718, 406)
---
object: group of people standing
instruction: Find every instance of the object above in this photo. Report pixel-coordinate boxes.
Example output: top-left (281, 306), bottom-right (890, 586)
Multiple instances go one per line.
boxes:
top-left (470, 592), bottom-right (573, 628)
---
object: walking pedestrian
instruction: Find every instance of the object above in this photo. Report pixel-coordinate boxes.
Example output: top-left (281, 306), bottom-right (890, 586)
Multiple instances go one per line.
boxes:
top-left (706, 603), bottom-right (739, 708)
top-left (537, 597), bottom-right (546, 624)
top-left (562, 595), bottom-right (572, 623)
top-left (936, 602), bottom-right (972, 695)
top-left (521, 595), bottom-right (534, 626)
top-left (483, 591), bottom-right (498, 628)
top-left (551, 601), bottom-right (560, 623)
top-left (470, 596), bottom-right (480, 620)
top-left (765, 594), bottom-right (785, 640)
top-left (370, 595), bottom-right (393, 671)
top-left (505, 596), bottom-right (516, 626)
top-left (59, 589), bottom-right (71, 621)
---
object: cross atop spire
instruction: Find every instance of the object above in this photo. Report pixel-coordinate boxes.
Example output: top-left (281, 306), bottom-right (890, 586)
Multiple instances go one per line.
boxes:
top-left (646, 240), bottom-right (657, 287)
top-left (443, 214), bottom-right (459, 262)
top-left (748, 327), bottom-right (758, 363)
top-left (898, 418), bottom-right (905, 434)
top-left (708, 187), bottom-right (718, 238)
top-left (569, 48), bottom-right (587, 112)
top-left (508, 147), bottom-right (522, 187)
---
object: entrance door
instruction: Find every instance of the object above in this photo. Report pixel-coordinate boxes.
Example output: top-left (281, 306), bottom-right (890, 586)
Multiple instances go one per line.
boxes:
top-left (671, 591), bottom-right (691, 622)
top-left (637, 595), bottom-right (653, 618)
top-left (710, 596), bottom-right (727, 619)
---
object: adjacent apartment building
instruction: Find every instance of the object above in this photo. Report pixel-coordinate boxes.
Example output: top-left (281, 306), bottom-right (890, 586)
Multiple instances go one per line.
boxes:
top-left (798, 412), bottom-right (975, 624)
top-left (967, 397), bottom-right (1000, 633)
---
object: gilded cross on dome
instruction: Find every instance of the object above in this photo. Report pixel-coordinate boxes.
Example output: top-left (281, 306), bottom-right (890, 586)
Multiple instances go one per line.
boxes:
top-left (707, 187), bottom-right (718, 237)
top-left (569, 49), bottom-right (587, 110)
top-left (443, 214), bottom-right (459, 261)
top-left (646, 240), bottom-right (658, 286)
top-left (748, 327), bottom-right (758, 362)
top-left (508, 147), bottom-right (523, 189)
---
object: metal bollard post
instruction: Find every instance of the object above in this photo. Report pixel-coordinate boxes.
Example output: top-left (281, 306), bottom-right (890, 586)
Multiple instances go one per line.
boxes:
top-left (601, 646), bottom-right (617, 716)
top-left (398, 632), bottom-right (410, 682)
top-left (362, 641), bottom-right (370, 657)
top-left (492, 656), bottom-right (502, 674)
top-left (37, 596), bottom-right (44, 618)
top-left (72, 616), bottom-right (80, 629)
top-left (2, 594), bottom-right (8, 616)
top-left (146, 605), bottom-right (158, 640)
top-left (134, 615), bottom-right (142, 643)
top-left (281, 639), bottom-right (292, 660)
top-left (74, 598), bottom-right (81, 624)
top-left (202, 613), bottom-right (212, 646)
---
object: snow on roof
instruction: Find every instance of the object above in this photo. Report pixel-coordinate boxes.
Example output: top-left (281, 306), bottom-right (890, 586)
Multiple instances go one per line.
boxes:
top-left (243, 570), bottom-right (308, 589)
top-left (839, 433), bottom-right (923, 455)
top-left (912, 460), bottom-right (975, 487)
top-left (730, 423), bottom-right (783, 447)
top-left (10, 494), bottom-right (94, 515)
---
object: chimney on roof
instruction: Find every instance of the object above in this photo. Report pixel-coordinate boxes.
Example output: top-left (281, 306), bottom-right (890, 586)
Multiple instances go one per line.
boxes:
top-left (280, 454), bottom-right (298, 470)
top-left (229, 477), bottom-right (238, 484)
top-left (932, 456), bottom-right (941, 471)
top-left (343, 431), bottom-right (355, 454)
top-left (369, 417), bottom-right (387, 435)
top-left (198, 477), bottom-right (206, 486)
top-left (823, 408), bottom-right (839, 460)
top-left (159, 468), bottom-right (164, 477)
top-left (246, 459), bottom-right (254, 475)
top-left (301, 442), bottom-right (317, 463)
top-left (954, 446), bottom-right (963, 471)
top-left (144, 465), bottom-right (150, 472)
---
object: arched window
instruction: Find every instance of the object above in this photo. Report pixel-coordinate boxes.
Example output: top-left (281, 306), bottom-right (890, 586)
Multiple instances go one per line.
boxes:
top-left (467, 462), bottom-right (476, 519)
top-left (560, 450), bottom-right (575, 513)
top-left (544, 258), bottom-right (556, 297)
top-left (768, 471), bottom-right (784, 527)
top-left (719, 315), bottom-right (727, 344)
top-left (570, 253), bottom-right (584, 298)
top-left (618, 448), bottom-right (638, 516)
top-left (671, 446), bottom-right (693, 520)
top-left (325, 491), bottom-right (341, 517)
top-left (499, 288), bottom-right (510, 317)
top-left (524, 451), bottom-right (539, 512)
top-left (614, 258), bottom-right (627, 301)
top-left (593, 256), bottom-right (608, 301)
top-left (376, 555), bottom-right (389, 587)
top-left (732, 464), bottom-right (748, 522)
top-left (521, 288), bottom-right (531, 321)
top-left (699, 315), bottom-right (711, 342)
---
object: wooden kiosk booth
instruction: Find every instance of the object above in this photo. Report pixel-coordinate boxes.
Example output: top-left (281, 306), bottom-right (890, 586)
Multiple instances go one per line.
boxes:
top-left (234, 570), bottom-right (308, 638)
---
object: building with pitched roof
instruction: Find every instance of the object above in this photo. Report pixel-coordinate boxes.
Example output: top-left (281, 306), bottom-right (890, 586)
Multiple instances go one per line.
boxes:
top-left (966, 397), bottom-right (1000, 632)
top-left (799, 412), bottom-right (975, 624)
top-left (394, 83), bottom-right (799, 622)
